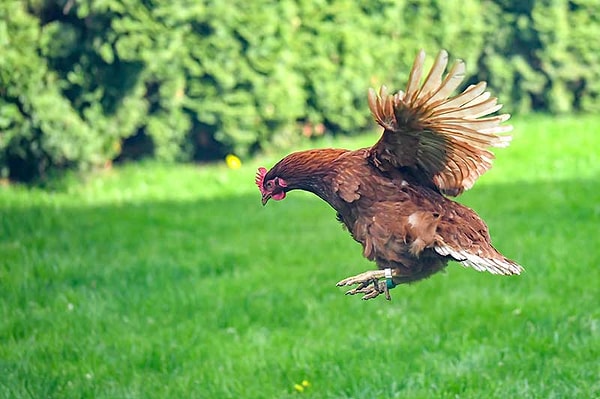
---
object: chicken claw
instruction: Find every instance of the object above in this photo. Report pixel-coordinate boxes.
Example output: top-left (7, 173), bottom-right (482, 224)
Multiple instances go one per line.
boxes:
top-left (344, 280), bottom-right (390, 300)
top-left (336, 269), bottom-right (393, 300)
top-left (336, 270), bottom-right (386, 287)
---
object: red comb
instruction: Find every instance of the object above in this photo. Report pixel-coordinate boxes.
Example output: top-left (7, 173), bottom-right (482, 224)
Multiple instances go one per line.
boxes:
top-left (255, 167), bottom-right (267, 194)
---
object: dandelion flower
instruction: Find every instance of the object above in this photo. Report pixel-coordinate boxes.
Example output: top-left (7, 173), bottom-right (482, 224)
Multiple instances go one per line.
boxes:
top-left (301, 380), bottom-right (310, 388)
top-left (225, 154), bottom-right (242, 170)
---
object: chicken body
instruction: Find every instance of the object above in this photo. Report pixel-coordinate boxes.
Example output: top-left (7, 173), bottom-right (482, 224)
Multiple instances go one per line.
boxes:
top-left (261, 146), bottom-right (519, 299)
top-left (256, 50), bottom-right (523, 300)
top-left (295, 148), bottom-right (452, 283)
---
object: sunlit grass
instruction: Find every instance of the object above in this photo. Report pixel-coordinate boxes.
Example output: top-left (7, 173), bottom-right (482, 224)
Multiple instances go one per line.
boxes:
top-left (0, 115), bottom-right (599, 398)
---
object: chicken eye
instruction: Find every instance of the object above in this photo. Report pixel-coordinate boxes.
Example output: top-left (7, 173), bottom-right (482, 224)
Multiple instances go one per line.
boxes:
top-left (265, 180), bottom-right (275, 190)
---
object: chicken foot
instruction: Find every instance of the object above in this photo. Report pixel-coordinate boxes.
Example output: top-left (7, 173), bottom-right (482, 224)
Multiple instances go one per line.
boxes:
top-left (336, 269), bottom-right (397, 300)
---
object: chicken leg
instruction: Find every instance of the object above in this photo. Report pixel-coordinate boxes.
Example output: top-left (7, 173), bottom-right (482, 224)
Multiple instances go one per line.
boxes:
top-left (336, 269), bottom-right (398, 300)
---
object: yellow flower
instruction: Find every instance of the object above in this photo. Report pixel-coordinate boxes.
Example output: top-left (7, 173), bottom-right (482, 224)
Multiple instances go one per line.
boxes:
top-left (225, 154), bottom-right (242, 169)
top-left (293, 380), bottom-right (310, 393)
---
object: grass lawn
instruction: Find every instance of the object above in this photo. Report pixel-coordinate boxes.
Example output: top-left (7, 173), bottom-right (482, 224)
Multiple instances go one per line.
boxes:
top-left (1, 115), bottom-right (599, 398)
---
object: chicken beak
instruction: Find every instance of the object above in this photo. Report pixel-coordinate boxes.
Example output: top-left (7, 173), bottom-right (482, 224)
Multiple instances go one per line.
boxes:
top-left (261, 193), bottom-right (271, 206)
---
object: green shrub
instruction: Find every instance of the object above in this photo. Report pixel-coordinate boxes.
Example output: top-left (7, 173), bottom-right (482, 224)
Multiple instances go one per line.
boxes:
top-left (0, 0), bottom-right (598, 182)
top-left (479, 0), bottom-right (600, 114)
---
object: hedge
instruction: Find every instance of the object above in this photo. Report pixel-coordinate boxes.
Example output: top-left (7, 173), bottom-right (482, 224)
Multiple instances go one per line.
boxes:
top-left (1, 0), bottom-right (598, 181)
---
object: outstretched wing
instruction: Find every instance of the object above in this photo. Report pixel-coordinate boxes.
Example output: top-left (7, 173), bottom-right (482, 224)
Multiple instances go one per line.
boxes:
top-left (367, 49), bottom-right (512, 196)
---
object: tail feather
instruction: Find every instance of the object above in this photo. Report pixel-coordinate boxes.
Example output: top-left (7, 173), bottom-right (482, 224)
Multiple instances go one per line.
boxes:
top-left (434, 245), bottom-right (523, 275)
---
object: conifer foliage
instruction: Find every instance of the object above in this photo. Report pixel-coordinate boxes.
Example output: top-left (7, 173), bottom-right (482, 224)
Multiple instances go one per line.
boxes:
top-left (0, 0), bottom-right (598, 181)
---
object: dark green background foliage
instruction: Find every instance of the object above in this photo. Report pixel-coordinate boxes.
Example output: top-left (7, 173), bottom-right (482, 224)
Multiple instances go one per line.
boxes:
top-left (1, 0), bottom-right (599, 181)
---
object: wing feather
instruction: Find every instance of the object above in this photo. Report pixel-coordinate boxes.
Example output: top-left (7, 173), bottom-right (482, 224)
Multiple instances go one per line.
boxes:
top-left (419, 50), bottom-right (448, 98)
top-left (427, 59), bottom-right (466, 104)
top-left (435, 82), bottom-right (487, 111)
top-left (368, 49), bottom-right (512, 196)
top-left (405, 50), bottom-right (426, 101)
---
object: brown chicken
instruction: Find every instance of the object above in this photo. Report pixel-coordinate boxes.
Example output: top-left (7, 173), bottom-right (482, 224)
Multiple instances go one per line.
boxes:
top-left (256, 49), bottom-right (523, 300)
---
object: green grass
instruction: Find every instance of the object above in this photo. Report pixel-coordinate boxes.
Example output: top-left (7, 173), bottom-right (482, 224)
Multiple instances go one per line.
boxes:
top-left (1, 115), bottom-right (599, 398)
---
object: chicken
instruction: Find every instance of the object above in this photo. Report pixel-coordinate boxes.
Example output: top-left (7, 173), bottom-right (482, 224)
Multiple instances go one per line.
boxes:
top-left (256, 49), bottom-right (523, 300)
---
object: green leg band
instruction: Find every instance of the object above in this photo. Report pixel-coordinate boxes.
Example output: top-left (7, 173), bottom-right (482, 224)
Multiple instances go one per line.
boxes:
top-left (385, 268), bottom-right (396, 289)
